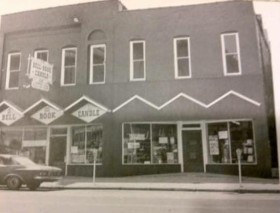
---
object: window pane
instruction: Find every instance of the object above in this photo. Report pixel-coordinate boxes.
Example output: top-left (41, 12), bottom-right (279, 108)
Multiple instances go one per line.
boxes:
top-left (230, 121), bottom-right (255, 163)
top-left (0, 130), bottom-right (22, 154)
top-left (86, 125), bottom-right (103, 164)
top-left (71, 126), bottom-right (86, 164)
top-left (93, 47), bottom-right (105, 64)
top-left (64, 67), bottom-right (75, 84)
top-left (152, 124), bottom-right (178, 164)
top-left (177, 39), bottom-right (189, 57)
top-left (133, 61), bottom-right (144, 79)
top-left (207, 122), bottom-right (230, 163)
top-left (24, 128), bottom-right (47, 141)
top-left (177, 58), bottom-right (190, 77)
top-left (226, 54), bottom-right (239, 74)
top-left (224, 35), bottom-right (237, 53)
top-left (92, 65), bottom-right (105, 82)
top-left (36, 52), bottom-right (48, 62)
top-left (64, 50), bottom-right (76, 66)
top-left (9, 72), bottom-right (19, 88)
top-left (133, 43), bottom-right (144, 60)
top-left (10, 55), bottom-right (20, 71)
top-left (123, 124), bottom-right (151, 164)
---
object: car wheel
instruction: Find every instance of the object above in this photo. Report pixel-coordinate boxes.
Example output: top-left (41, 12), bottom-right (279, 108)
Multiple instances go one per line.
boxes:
top-left (6, 176), bottom-right (22, 190)
top-left (27, 182), bottom-right (41, 191)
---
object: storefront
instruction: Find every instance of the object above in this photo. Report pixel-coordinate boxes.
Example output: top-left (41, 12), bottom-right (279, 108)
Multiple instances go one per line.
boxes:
top-left (121, 120), bottom-right (256, 173)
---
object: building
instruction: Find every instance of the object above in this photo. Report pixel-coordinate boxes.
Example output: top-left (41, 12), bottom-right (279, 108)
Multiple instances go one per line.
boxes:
top-left (0, 0), bottom-right (275, 177)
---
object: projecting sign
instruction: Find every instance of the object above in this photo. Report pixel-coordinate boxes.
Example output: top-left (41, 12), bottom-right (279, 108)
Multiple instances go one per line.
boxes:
top-left (31, 105), bottom-right (63, 124)
top-left (0, 107), bottom-right (23, 126)
top-left (28, 56), bottom-right (53, 92)
top-left (72, 103), bottom-right (106, 123)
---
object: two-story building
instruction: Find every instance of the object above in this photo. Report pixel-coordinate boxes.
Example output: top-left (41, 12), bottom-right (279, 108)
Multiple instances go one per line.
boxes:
top-left (0, 0), bottom-right (275, 177)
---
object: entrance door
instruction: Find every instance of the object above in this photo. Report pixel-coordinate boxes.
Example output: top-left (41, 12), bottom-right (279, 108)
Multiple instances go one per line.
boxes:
top-left (49, 128), bottom-right (67, 174)
top-left (182, 130), bottom-right (204, 172)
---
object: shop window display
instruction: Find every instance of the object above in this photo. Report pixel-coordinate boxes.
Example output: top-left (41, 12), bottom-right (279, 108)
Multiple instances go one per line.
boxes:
top-left (0, 128), bottom-right (47, 164)
top-left (70, 125), bottom-right (103, 164)
top-left (123, 124), bottom-right (151, 164)
top-left (152, 124), bottom-right (178, 164)
top-left (22, 128), bottom-right (47, 164)
top-left (123, 123), bottom-right (178, 164)
top-left (207, 121), bottom-right (255, 164)
top-left (0, 130), bottom-right (22, 154)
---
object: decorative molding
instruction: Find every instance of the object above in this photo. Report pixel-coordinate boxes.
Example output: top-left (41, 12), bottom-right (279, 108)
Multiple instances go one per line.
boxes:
top-left (113, 90), bottom-right (261, 112)
top-left (64, 95), bottom-right (110, 112)
top-left (0, 100), bottom-right (24, 115)
top-left (23, 98), bottom-right (62, 114)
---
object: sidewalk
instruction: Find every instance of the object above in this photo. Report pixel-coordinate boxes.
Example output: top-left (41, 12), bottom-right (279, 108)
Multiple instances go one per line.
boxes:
top-left (41, 173), bottom-right (280, 193)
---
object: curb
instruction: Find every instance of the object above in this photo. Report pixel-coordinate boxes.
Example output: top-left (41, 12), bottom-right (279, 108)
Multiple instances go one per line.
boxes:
top-left (40, 184), bottom-right (280, 193)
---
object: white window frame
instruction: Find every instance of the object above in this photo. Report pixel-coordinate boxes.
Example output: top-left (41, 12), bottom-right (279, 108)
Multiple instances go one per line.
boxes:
top-left (221, 33), bottom-right (242, 76)
top-left (61, 47), bottom-right (77, 86)
top-left (5, 52), bottom-right (21, 90)
top-left (174, 37), bottom-right (192, 79)
top-left (130, 40), bottom-right (146, 81)
top-left (89, 44), bottom-right (106, 84)
top-left (34, 50), bottom-right (49, 62)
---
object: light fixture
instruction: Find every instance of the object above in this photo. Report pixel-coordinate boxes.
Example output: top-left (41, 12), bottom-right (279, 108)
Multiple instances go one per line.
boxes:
top-left (73, 17), bottom-right (79, 23)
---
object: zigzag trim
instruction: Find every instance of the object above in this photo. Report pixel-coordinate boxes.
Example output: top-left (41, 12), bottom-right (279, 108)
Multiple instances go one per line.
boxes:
top-left (112, 90), bottom-right (261, 113)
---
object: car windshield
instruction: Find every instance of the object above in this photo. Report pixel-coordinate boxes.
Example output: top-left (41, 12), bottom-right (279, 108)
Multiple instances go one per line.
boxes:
top-left (12, 156), bottom-right (37, 166)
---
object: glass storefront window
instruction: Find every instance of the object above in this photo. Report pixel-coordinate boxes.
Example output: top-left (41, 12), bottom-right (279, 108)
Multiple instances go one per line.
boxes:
top-left (0, 128), bottom-right (47, 164)
top-left (123, 123), bottom-right (178, 164)
top-left (152, 124), bottom-right (178, 164)
top-left (70, 125), bottom-right (103, 164)
top-left (207, 120), bottom-right (255, 164)
top-left (123, 124), bottom-right (151, 164)
top-left (0, 129), bottom-right (22, 154)
top-left (86, 125), bottom-right (103, 164)
top-left (22, 128), bottom-right (47, 164)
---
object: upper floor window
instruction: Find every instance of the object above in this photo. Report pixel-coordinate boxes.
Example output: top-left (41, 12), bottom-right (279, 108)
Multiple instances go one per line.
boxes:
top-left (90, 44), bottom-right (106, 84)
top-left (174, 37), bottom-right (191, 79)
top-left (6, 53), bottom-right (21, 90)
top-left (61, 47), bottom-right (77, 86)
top-left (34, 50), bottom-right (49, 62)
top-left (130, 40), bottom-right (145, 81)
top-left (221, 33), bottom-right (242, 75)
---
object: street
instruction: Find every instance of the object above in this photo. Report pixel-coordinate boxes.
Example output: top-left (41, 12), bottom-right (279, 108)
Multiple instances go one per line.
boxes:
top-left (0, 188), bottom-right (280, 213)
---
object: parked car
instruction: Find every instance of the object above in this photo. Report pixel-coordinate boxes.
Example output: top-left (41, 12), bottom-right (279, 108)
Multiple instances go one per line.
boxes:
top-left (0, 154), bottom-right (62, 190)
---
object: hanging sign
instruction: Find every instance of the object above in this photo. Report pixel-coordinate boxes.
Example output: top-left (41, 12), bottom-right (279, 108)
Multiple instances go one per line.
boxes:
top-left (72, 103), bottom-right (106, 123)
top-left (0, 107), bottom-right (23, 126)
top-left (27, 56), bottom-right (53, 92)
top-left (31, 105), bottom-right (63, 125)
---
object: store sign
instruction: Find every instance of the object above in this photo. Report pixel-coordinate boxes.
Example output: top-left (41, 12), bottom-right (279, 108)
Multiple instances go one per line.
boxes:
top-left (72, 103), bottom-right (106, 123)
top-left (31, 78), bottom-right (50, 91)
top-left (28, 56), bottom-right (53, 92)
top-left (31, 105), bottom-right (63, 124)
top-left (0, 107), bottom-right (23, 126)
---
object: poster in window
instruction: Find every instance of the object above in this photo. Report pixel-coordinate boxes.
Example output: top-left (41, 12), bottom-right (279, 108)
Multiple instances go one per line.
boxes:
top-left (218, 131), bottom-right (228, 139)
top-left (209, 135), bottom-right (219, 155)
top-left (71, 146), bottom-right (78, 153)
top-left (159, 137), bottom-right (168, 144)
